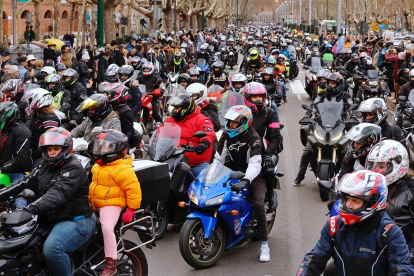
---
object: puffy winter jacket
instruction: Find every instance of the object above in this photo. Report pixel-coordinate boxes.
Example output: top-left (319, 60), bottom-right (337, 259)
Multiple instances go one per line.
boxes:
top-left (71, 109), bottom-right (121, 142)
top-left (0, 122), bottom-right (32, 174)
top-left (297, 212), bottom-right (414, 276)
top-left (0, 155), bottom-right (93, 224)
top-left (89, 155), bottom-right (142, 210)
top-left (165, 108), bottom-right (215, 167)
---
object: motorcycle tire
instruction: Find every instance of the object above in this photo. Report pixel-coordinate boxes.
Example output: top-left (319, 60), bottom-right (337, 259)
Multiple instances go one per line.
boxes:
top-left (318, 164), bottom-right (331, 201)
top-left (179, 219), bottom-right (226, 269)
top-left (312, 84), bottom-right (318, 101)
top-left (81, 240), bottom-right (148, 276)
top-left (151, 206), bottom-right (169, 240)
top-left (230, 64), bottom-right (234, 70)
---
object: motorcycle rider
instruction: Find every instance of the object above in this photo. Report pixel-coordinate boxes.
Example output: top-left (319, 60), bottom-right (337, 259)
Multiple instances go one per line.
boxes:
top-left (169, 51), bottom-right (188, 73)
top-left (71, 94), bottom-right (121, 142)
top-left (315, 68), bottom-right (331, 93)
top-left (358, 98), bottom-right (405, 143)
top-left (243, 83), bottom-right (283, 211)
top-left (177, 73), bottom-right (191, 89)
top-left (166, 93), bottom-right (215, 177)
top-left (119, 65), bottom-right (143, 122)
top-left (321, 44), bottom-right (336, 64)
top-left (0, 79), bottom-right (31, 124)
top-left (342, 53), bottom-right (360, 93)
top-left (0, 102), bottom-right (32, 183)
top-left (196, 44), bottom-right (210, 64)
top-left (213, 105), bottom-right (271, 262)
top-left (260, 67), bottom-right (283, 113)
top-left (130, 56), bottom-right (143, 79)
top-left (305, 50), bottom-right (322, 67)
top-left (137, 62), bottom-right (162, 123)
top-left (297, 170), bottom-right (414, 276)
top-left (279, 43), bottom-right (292, 60)
top-left (188, 67), bottom-right (201, 84)
top-left (55, 63), bottom-right (67, 76)
top-left (38, 66), bottom-right (57, 89)
top-left (0, 127), bottom-right (95, 276)
top-left (397, 69), bottom-right (414, 103)
top-left (231, 73), bottom-right (248, 93)
top-left (294, 73), bottom-right (357, 185)
top-left (365, 140), bottom-right (414, 244)
top-left (244, 49), bottom-right (263, 72)
top-left (106, 64), bottom-right (120, 83)
top-left (61, 69), bottom-right (88, 125)
top-left (355, 57), bottom-right (377, 100)
top-left (207, 61), bottom-right (230, 89)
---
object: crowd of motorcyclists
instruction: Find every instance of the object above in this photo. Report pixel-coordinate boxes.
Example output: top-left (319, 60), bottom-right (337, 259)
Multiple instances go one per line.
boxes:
top-left (0, 21), bottom-right (414, 275)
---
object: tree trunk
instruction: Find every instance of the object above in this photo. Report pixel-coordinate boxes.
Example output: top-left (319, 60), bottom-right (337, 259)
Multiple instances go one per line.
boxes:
top-left (54, 0), bottom-right (60, 38)
top-left (104, 5), bottom-right (117, 42)
top-left (163, 11), bottom-right (172, 33)
top-left (196, 13), bottom-right (202, 31)
top-left (77, 0), bottom-right (87, 47)
top-left (33, 0), bottom-right (42, 36)
top-left (68, 2), bottom-right (76, 34)
top-left (81, 6), bottom-right (87, 45)
top-left (184, 14), bottom-right (190, 30)
top-left (404, 11), bottom-right (409, 31)
top-left (127, 5), bottom-right (132, 34)
top-left (90, 4), bottom-right (96, 45)
top-left (191, 14), bottom-right (197, 30)
top-left (0, 0), bottom-right (3, 44)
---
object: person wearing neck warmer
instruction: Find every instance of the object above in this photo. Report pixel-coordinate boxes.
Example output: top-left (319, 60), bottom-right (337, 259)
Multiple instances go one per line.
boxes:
top-left (397, 69), bottom-right (414, 103)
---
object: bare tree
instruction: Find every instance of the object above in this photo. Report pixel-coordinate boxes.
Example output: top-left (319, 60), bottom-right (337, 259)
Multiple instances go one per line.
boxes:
top-left (68, 1), bottom-right (76, 34)
top-left (0, 0), bottom-right (3, 44)
top-left (53, 0), bottom-right (60, 38)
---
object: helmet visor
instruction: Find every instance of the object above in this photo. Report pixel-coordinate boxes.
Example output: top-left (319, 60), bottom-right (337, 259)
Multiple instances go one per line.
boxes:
top-left (80, 97), bottom-right (100, 112)
top-left (336, 171), bottom-right (386, 199)
top-left (39, 130), bottom-right (71, 148)
top-left (93, 140), bottom-right (117, 156)
top-left (365, 160), bottom-right (394, 177)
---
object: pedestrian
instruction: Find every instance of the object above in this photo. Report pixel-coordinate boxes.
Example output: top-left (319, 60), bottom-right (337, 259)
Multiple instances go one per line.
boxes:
top-left (1, 63), bottom-right (12, 84)
top-left (17, 56), bottom-right (28, 82)
top-left (79, 51), bottom-right (91, 88)
top-left (43, 42), bottom-right (58, 64)
top-left (97, 49), bottom-right (111, 84)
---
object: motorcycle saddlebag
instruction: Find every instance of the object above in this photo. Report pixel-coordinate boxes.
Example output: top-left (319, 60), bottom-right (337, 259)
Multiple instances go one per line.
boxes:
top-left (300, 125), bottom-right (310, 147)
top-left (132, 160), bottom-right (170, 207)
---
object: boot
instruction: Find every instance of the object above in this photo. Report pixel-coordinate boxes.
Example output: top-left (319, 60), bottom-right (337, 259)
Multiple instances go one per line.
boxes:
top-left (293, 174), bottom-right (305, 186)
top-left (267, 190), bottom-right (277, 211)
top-left (283, 96), bottom-right (287, 102)
top-left (100, 257), bottom-right (117, 276)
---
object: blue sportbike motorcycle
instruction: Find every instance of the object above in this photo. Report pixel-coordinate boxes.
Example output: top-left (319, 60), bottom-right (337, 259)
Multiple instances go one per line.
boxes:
top-left (195, 58), bottom-right (210, 85)
top-left (179, 163), bottom-right (281, 269)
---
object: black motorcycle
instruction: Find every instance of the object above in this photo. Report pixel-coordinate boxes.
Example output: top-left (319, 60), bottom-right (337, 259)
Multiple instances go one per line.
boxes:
top-left (143, 123), bottom-right (207, 240)
top-left (394, 90), bottom-right (414, 128)
top-left (354, 69), bottom-right (388, 101)
top-left (228, 48), bottom-right (237, 70)
top-left (0, 186), bottom-right (162, 276)
top-left (300, 102), bottom-right (358, 201)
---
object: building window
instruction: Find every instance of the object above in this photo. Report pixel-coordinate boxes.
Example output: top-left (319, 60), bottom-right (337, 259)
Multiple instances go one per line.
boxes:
top-left (62, 11), bottom-right (68, 18)
top-left (74, 11), bottom-right (79, 19)
top-left (2, 12), bottom-right (6, 20)
top-left (44, 10), bottom-right (52, 18)
top-left (21, 10), bottom-right (30, 18)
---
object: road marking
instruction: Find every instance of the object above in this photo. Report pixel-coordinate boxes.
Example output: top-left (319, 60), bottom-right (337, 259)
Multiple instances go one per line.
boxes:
top-left (290, 80), bottom-right (306, 94)
top-left (297, 95), bottom-right (302, 100)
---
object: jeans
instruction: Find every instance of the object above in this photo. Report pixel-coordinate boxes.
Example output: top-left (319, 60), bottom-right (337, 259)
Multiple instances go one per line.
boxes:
top-left (79, 78), bottom-right (87, 88)
top-left (191, 162), bottom-right (209, 178)
top-left (8, 173), bottom-right (24, 183)
top-left (43, 214), bottom-right (96, 276)
top-left (277, 81), bottom-right (287, 97)
top-left (270, 101), bottom-right (280, 119)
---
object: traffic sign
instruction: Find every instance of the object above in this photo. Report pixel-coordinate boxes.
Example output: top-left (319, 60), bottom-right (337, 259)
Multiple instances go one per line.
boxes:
top-left (344, 25), bottom-right (348, 29)
top-left (379, 24), bottom-right (384, 30)
top-left (356, 21), bottom-right (369, 35)
top-left (385, 24), bottom-right (389, 28)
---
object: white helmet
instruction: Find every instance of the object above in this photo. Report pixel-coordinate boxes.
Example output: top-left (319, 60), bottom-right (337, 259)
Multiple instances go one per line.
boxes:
top-left (231, 73), bottom-right (247, 93)
top-left (185, 83), bottom-right (208, 106)
top-left (365, 140), bottom-right (409, 185)
top-left (40, 66), bottom-right (57, 79)
top-left (358, 98), bottom-right (388, 126)
top-left (24, 88), bottom-right (53, 115)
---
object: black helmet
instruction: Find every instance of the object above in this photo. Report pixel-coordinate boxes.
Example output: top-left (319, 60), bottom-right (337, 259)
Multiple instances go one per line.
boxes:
top-left (345, 123), bottom-right (382, 159)
top-left (39, 127), bottom-right (73, 169)
top-left (62, 69), bottom-right (79, 88)
top-left (316, 69), bottom-right (331, 89)
top-left (351, 53), bottom-right (359, 64)
top-left (169, 93), bottom-right (196, 121)
top-left (325, 73), bottom-right (343, 97)
top-left (262, 67), bottom-right (274, 80)
top-left (188, 67), bottom-right (200, 83)
top-left (118, 65), bottom-right (135, 86)
top-left (0, 102), bottom-right (19, 130)
top-left (55, 63), bottom-right (68, 74)
top-left (212, 61), bottom-right (224, 76)
top-left (45, 74), bottom-right (63, 96)
top-left (79, 94), bottom-right (108, 122)
top-left (177, 73), bottom-right (191, 86)
top-left (93, 129), bottom-right (129, 165)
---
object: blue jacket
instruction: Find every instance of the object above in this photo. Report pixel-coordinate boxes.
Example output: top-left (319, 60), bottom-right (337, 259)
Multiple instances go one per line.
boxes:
top-left (337, 36), bottom-right (345, 54)
top-left (377, 47), bottom-right (387, 67)
top-left (297, 212), bottom-right (414, 276)
top-left (18, 66), bottom-right (28, 82)
top-left (279, 49), bottom-right (291, 60)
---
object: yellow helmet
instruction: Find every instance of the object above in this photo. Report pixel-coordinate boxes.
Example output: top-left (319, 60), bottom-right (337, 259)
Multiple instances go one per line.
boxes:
top-left (250, 49), bottom-right (258, 60)
top-left (47, 41), bottom-right (56, 47)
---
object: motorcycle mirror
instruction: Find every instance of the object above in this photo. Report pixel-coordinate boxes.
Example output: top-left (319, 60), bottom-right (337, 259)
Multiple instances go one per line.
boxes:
top-left (21, 189), bottom-right (36, 200)
top-left (192, 131), bottom-right (208, 138)
top-left (301, 103), bottom-right (312, 111)
top-left (303, 65), bottom-right (308, 69)
top-left (399, 96), bottom-right (407, 102)
top-left (318, 180), bottom-right (333, 191)
top-left (348, 103), bottom-right (359, 111)
top-left (230, 171), bottom-right (245, 179)
top-left (142, 144), bottom-right (150, 152)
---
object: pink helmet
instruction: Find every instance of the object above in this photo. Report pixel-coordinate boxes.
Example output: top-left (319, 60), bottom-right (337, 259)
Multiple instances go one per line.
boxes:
top-left (242, 82), bottom-right (267, 112)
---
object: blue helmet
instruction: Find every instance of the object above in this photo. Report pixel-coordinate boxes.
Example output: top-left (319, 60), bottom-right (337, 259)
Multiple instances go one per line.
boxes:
top-left (224, 105), bottom-right (253, 138)
top-left (326, 44), bottom-right (333, 48)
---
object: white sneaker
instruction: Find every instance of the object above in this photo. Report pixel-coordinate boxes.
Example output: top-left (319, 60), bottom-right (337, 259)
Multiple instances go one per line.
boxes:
top-left (259, 245), bottom-right (270, 262)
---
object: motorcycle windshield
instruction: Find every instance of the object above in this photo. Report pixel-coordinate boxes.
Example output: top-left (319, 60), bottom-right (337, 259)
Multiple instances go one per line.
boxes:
top-left (217, 90), bottom-right (245, 127)
top-left (408, 90), bottom-right (414, 105)
top-left (207, 85), bottom-right (223, 94)
top-left (367, 70), bottom-right (378, 79)
top-left (310, 57), bottom-right (322, 73)
top-left (258, 48), bottom-right (265, 56)
top-left (166, 83), bottom-right (185, 97)
top-left (203, 163), bottom-right (232, 184)
top-left (324, 60), bottom-right (334, 67)
top-left (149, 123), bottom-right (181, 161)
top-left (198, 59), bottom-right (206, 66)
top-left (139, 84), bottom-right (146, 100)
top-left (316, 101), bottom-right (344, 127)
top-left (208, 46), bottom-right (214, 52)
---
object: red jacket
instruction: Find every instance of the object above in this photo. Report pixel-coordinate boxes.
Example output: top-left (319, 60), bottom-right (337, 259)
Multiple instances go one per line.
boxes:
top-left (165, 108), bottom-right (215, 167)
top-left (384, 52), bottom-right (399, 80)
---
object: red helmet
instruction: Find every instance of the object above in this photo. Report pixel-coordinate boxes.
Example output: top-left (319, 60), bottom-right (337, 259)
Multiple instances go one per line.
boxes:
top-left (359, 52), bottom-right (368, 59)
top-left (99, 82), bottom-right (129, 104)
top-left (39, 127), bottom-right (73, 169)
top-left (206, 36), bottom-right (211, 43)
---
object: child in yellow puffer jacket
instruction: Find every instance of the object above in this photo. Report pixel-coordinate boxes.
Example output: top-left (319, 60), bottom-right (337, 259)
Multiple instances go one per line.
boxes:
top-left (89, 129), bottom-right (141, 276)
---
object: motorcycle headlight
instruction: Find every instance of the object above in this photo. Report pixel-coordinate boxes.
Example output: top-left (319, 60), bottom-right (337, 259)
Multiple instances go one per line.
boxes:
top-left (369, 81), bottom-right (378, 86)
top-left (314, 129), bottom-right (324, 141)
top-left (204, 194), bottom-right (224, 206)
top-left (189, 190), bottom-right (199, 205)
top-left (312, 74), bottom-right (317, 81)
top-left (331, 131), bottom-right (343, 142)
top-left (379, 79), bottom-right (384, 86)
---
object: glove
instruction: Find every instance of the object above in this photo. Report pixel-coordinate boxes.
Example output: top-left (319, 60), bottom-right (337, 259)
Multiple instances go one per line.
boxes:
top-left (262, 155), bottom-right (275, 170)
top-left (195, 140), bottom-right (210, 155)
top-left (231, 179), bottom-right (250, 194)
top-left (122, 208), bottom-right (136, 223)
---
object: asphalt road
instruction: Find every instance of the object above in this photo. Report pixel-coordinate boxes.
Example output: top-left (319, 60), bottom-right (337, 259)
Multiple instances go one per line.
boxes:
top-left (129, 54), bottom-right (330, 276)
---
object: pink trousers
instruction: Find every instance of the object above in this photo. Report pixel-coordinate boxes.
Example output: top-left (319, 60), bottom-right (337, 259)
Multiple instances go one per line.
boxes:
top-left (99, 206), bottom-right (122, 259)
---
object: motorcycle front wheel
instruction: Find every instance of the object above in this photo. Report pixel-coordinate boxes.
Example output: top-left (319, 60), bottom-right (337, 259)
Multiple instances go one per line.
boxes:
top-left (318, 163), bottom-right (331, 201)
top-left (179, 219), bottom-right (226, 269)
